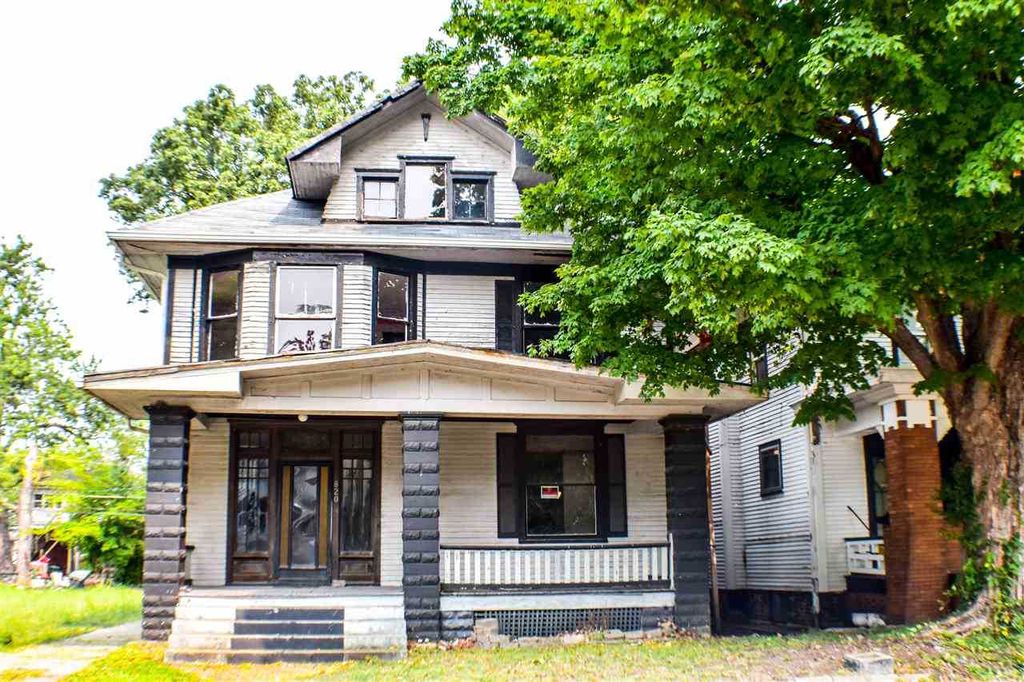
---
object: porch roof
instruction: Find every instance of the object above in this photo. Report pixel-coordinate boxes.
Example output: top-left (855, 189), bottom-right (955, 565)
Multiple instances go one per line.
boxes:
top-left (83, 340), bottom-right (761, 421)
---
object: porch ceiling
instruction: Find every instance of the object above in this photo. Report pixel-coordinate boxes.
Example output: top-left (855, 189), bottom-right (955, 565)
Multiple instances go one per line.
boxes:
top-left (83, 340), bottom-right (761, 421)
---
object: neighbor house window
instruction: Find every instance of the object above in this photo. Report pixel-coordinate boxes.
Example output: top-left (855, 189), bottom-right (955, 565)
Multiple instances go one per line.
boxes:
top-left (362, 178), bottom-right (398, 218)
top-left (375, 271), bottom-right (410, 344)
top-left (275, 266), bottom-right (336, 353)
top-left (522, 281), bottom-right (560, 352)
top-left (759, 440), bottom-right (783, 496)
top-left (403, 164), bottom-right (447, 219)
top-left (453, 178), bottom-right (488, 219)
top-left (207, 269), bottom-right (240, 360)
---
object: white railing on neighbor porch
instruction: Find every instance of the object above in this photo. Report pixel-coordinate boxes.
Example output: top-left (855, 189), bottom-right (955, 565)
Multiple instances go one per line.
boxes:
top-left (440, 542), bottom-right (673, 589)
top-left (846, 537), bottom-right (885, 576)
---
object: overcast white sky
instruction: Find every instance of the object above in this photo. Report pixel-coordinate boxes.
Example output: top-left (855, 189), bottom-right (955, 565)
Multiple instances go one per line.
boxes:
top-left (0, 0), bottom-right (450, 371)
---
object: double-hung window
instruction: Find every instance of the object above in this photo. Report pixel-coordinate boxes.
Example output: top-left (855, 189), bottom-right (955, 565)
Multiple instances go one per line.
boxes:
top-left (522, 281), bottom-right (560, 353)
top-left (362, 178), bottom-right (398, 218)
top-left (374, 271), bottom-right (411, 344)
top-left (206, 269), bottom-right (240, 360)
top-left (274, 266), bottom-right (337, 354)
top-left (759, 440), bottom-right (783, 497)
top-left (452, 177), bottom-right (488, 220)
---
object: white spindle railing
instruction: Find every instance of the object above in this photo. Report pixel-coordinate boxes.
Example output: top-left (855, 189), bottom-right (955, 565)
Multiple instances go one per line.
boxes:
top-left (846, 538), bottom-right (885, 576)
top-left (440, 543), bottom-right (672, 588)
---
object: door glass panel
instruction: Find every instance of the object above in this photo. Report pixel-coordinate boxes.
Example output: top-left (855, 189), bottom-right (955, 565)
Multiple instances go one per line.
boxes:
top-left (342, 456), bottom-right (374, 551)
top-left (289, 465), bottom-right (320, 568)
top-left (236, 458), bottom-right (269, 553)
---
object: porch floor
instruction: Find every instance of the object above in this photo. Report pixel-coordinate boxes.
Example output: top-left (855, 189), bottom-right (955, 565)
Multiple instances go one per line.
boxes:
top-left (181, 585), bottom-right (403, 599)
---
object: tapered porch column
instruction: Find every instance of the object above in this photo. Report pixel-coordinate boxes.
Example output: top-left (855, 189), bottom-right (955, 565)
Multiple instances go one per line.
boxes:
top-left (660, 415), bottom-right (712, 632)
top-left (401, 414), bottom-right (442, 641)
top-left (142, 404), bottom-right (193, 641)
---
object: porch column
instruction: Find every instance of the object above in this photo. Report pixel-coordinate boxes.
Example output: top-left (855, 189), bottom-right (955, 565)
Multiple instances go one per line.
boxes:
top-left (881, 399), bottom-right (948, 624)
top-left (142, 404), bottom-right (193, 641)
top-left (401, 414), bottom-right (442, 641)
top-left (660, 415), bottom-right (712, 632)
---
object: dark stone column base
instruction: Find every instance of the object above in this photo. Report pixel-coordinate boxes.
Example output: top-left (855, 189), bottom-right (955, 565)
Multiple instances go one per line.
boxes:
top-left (401, 415), bottom-right (442, 641)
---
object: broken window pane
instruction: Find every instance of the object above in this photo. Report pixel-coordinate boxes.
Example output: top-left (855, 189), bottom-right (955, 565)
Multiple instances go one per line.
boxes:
top-left (453, 179), bottom-right (487, 219)
top-left (275, 319), bottom-right (334, 354)
top-left (209, 270), bottom-right (239, 317)
top-left (403, 164), bottom-right (446, 219)
top-left (277, 267), bottom-right (335, 317)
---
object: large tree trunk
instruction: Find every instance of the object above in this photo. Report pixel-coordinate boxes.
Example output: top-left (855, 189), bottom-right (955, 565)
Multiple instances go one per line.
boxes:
top-left (15, 442), bottom-right (37, 587)
top-left (945, 330), bottom-right (1024, 606)
top-left (0, 511), bottom-right (14, 576)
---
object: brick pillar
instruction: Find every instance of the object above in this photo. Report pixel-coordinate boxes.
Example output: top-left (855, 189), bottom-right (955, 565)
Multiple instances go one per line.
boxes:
top-left (401, 414), bottom-right (442, 641)
top-left (660, 415), bottom-right (711, 632)
top-left (883, 420), bottom-right (947, 624)
top-left (142, 404), bottom-right (193, 641)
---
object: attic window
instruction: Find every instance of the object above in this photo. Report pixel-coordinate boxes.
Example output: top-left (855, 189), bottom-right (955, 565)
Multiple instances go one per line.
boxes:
top-left (453, 179), bottom-right (488, 220)
top-left (363, 179), bottom-right (397, 218)
top-left (404, 164), bottom-right (447, 219)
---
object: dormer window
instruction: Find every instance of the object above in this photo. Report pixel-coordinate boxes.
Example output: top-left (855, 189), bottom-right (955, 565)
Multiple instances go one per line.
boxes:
top-left (453, 178), bottom-right (488, 219)
top-left (403, 164), bottom-right (447, 219)
top-left (362, 179), bottom-right (397, 218)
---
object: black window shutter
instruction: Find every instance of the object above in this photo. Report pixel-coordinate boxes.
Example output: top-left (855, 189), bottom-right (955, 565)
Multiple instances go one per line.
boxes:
top-left (496, 433), bottom-right (517, 537)
top-left (494, 280), bottom-right (521, 352)
top-left (607, 434), bottom-right (627, 536)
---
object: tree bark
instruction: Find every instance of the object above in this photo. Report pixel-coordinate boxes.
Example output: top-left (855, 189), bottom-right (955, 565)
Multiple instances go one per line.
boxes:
top-left (15, 442), bottom-right (37, 587)
top-left (0, 511), bottom-right (14, 576)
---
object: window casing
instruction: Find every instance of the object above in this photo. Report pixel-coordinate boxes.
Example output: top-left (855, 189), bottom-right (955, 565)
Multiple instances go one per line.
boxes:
top-left (759, 440), bottom-right (783, 497)
top-left (374, 271), bottom-right (411, 344)
top-left (206, 269), bottom-right (240, 360)
top-left (497, 427), bottom-right (626, 541)
top-left (274, 266), bottom-right (337, 354)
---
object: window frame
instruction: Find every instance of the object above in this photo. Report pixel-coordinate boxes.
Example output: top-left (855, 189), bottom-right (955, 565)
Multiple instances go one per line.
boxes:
top-left (372, 268), bottom-right (416, 345)
top-left (758, 439), bottom-right (784, 497)
top-left (355, 161), bottom-right (495, 224)
top-left (204, 266), bottom-right (242, 361)
top-left (496, 422), bottom-right (626, 544)
top-left (273, 265), bottom-right (338, 354)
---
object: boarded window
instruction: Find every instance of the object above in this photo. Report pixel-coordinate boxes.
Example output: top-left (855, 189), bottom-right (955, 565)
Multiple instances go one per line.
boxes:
top-left (496, 433), bottom-right (517, 537)
top-left (206, 269), bottom-right (239, 360)
top-left (759, 440), bottom-right (783, 496)
top-left (275, 266), bottom-right (336, 353)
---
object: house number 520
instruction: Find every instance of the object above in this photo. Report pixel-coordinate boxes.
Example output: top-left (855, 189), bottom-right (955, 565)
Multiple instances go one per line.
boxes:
top-left (333, 480), bottom-right (339, 504)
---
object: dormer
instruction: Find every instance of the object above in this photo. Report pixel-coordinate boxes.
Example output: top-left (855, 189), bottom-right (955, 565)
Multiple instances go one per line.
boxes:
top-left (286, 82), bottom-right (547, 226)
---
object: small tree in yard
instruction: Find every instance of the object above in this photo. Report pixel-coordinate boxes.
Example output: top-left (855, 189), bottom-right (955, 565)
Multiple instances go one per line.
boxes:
top-left (0, 238), bottom-right (121, 583)
top-left (408, 0), bottom-right (1024, 625)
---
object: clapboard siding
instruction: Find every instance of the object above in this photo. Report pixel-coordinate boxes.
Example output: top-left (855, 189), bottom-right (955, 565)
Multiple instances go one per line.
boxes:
top-left (168, 268), bottom-right (200, 364)
top-left (323, 101), bottom-right (521, 222)
top-left (341, 264), bottom-right (373, 349)
top-left (379, 420), bottom-right (403, 586)
top-left (438, 421), bottom-right (667, 547)
top-left (185, 420), bottom-right (229, 586)
top-left (239, 261), bottom-right (271, 359)
top-left (819, 427), bottom-right (872, 592)
top-left (424, 275), bottom-right (503, 348)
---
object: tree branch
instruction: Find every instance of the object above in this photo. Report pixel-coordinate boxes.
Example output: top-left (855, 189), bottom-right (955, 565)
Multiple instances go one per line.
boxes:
top-left (882, 318), bottom-right (936, 379)
top-left (914, 294), bottom-right (965, 373)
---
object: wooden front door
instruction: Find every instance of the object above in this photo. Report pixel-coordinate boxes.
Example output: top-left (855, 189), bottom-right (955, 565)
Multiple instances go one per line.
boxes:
top-left (337, 430), bottom-right (380, 584)
top-left (278, 462), bottom-right (331, 583)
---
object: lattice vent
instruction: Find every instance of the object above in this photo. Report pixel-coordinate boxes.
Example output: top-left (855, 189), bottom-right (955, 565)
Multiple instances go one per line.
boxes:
top-left (475, 608), bottom-right (643, 638)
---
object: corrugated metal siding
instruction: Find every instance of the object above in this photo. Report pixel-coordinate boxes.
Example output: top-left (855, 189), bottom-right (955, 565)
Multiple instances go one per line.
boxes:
top-left (340, 265), bottom-right (373, 349)
top-left (819, 427), bottom-right (871, 592)
top-left (438, 421), bottom-right (667, 547)
top-left (323, 101), bottom-right (522, 223)
top-left (185, 420), bottom-right (228, 586)
top-left (239, 261), bottom-right (271, 359)
top-left (424, 275), bottom-right (500, 348)
top-left (708, 422), bottom-right (727, 587)
top-left (380, 420), bottom-right (403, 586)
top-left (168, 268), bottom-right (199, 363)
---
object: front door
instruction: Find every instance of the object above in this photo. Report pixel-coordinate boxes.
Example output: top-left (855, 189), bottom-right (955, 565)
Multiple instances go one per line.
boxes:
top-left (278, 462), bottom-right (331, 584)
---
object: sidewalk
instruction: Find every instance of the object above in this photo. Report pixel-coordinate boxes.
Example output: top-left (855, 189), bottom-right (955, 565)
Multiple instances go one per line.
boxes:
top-left (0, 620), bottom-right (140, 681)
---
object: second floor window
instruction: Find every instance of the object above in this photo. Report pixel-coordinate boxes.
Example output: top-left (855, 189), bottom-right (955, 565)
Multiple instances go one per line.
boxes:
top-left (362, 178), bottom-right (398, 218)
top-left (275, 266), bottom-right (336, 353)
top-left (759, 440), bottom-right (783, 497)
top-left (375, 271), bottom-right (410, 344)
top-left (522, 281), bottom-right (560, 352)
top-left (453, 178), bottom-right (487, 219)
top-left (207, 269), bottom-right (240, 360)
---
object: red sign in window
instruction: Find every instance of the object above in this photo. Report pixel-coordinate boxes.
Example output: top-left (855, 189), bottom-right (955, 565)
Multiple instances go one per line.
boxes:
top-left (539, 485), bottom-right (562, 500)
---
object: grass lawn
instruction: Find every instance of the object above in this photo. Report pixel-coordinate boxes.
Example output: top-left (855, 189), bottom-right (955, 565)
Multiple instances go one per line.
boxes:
top-left (0, 585), bottom-right (141, 650)
top-left (66, 627), bottom-right (1024, 681)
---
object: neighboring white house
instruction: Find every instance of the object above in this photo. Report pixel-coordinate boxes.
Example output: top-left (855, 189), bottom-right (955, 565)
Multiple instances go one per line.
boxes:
top-left (85, 83), bottom-right (761, 663)
top-left (709, 337), bottom-right (964, 628)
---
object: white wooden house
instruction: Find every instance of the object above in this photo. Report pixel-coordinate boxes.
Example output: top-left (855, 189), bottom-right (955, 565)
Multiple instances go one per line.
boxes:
top-left (85, 83), bottom-right (761, 662)
top-left (709, 338), bottom-right (963, 629)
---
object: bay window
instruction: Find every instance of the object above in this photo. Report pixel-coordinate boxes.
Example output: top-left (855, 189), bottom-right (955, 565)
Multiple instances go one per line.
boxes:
top-left (275, 266), bottom-right (337, 353)
top-left (374, 271), bottom-right (411, 344)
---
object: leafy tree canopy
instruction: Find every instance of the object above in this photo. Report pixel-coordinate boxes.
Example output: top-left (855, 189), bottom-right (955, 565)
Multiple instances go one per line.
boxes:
top-left (409, 0), bottom-right (1024, 603)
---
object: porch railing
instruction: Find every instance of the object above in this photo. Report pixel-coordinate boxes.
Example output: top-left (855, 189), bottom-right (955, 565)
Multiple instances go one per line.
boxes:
top-left (845, 537), bottom-right (885, 576)
top-left (439, 542), bottom-right (672, 589)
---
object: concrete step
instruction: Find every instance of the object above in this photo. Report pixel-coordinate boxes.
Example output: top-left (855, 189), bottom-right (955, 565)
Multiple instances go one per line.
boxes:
top-left (237, 607), bottom-right (344, 621)
top-left (229, 634), bottom-right (344, 651)
top-left (165, 648), bottom-right (404, 664)
top-left (234, 619), bottom-right (343, 636)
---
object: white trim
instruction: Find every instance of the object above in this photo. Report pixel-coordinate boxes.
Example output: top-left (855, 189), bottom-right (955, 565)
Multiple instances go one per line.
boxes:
top-left (439, 590), bottom-right (674, 611)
